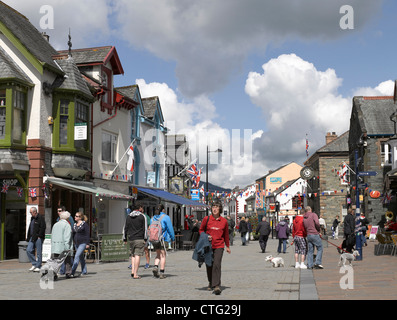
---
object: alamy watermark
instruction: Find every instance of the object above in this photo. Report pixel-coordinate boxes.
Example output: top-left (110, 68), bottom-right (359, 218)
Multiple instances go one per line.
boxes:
top-left (340, 5), bottom-right (354, 30)
top-left (39, 5), bottom-right (54, 30)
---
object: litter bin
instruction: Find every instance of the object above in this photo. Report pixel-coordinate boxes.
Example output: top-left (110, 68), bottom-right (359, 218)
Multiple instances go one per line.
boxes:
top-left (18, 241), bottom-right (30, 263)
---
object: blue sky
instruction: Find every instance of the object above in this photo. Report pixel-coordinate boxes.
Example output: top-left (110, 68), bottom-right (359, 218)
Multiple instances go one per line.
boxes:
top-left (4, 0), bottom-right (397, 189)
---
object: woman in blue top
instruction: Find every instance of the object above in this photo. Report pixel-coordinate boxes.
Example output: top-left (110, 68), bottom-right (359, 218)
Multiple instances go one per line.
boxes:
top-left (150, 204), bottom-right (175, 279)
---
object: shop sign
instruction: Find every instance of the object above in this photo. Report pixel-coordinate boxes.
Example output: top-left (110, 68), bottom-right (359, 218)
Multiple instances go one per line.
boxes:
top-left (42, 234), bottom-right (52, 262)
top-left (101, 234), bottom-right (129, 261)
top-left (74, 123), bottom-right (87, 140)
top-left (1, 178), bottom-right (20, 186)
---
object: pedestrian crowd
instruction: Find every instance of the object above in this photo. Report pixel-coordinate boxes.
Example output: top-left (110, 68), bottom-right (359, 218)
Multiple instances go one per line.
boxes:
top-left (25, 200), bottom-right (369, 296)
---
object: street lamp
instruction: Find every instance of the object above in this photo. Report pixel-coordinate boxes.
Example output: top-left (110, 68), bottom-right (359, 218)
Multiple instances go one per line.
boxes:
top-left (206, 146), bottom-right (222, 215)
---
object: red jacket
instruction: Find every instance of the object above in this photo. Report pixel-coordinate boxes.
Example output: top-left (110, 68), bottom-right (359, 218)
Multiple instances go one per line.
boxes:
top-left (199, 215), bottom-right (230, 249)
top-left (292, 215), bottom-right (307, 238)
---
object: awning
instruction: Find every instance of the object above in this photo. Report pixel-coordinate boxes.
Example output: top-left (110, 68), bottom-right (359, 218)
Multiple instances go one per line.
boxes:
top-left (44, 176), bottom-right (135, 200)
top-left (137, 187), bottom-right (207, 207)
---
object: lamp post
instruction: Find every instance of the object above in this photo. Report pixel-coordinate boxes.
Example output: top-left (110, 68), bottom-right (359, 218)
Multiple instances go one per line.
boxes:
top-left (206, 146), bottom-right (222, 215)
top-left (354, 149), bottom-right (363, 261)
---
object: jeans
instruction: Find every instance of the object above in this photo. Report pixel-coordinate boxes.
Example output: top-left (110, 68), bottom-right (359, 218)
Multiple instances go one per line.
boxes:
top-left (307, 234), bottom-right (323, 267)
top-left (277, 238), bottom-right (287, 253)
top-left (71, 243), bottom-right (87, 275)
top-left (27, 237), bottom-right (43, 268)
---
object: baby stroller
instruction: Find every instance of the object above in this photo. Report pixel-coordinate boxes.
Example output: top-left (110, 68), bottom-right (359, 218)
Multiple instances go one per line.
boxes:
top-left (40, 250), bottom-right (71, 282)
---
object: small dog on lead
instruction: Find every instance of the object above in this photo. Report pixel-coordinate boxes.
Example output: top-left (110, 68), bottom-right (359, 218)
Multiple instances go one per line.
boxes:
top-left (338, 250), bottom-right (360, 267)
top-left (265, 255), bottom-right (285, 268)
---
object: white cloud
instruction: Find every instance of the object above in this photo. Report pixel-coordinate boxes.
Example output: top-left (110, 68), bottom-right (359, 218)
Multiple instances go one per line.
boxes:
top-left (352, 80), bottom-right (394, 97)
top-left (245, 53), bottom-right (351, 167)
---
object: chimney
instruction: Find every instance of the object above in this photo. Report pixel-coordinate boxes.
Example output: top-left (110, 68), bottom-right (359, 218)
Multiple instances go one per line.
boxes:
top-left (326, 132), bottom-right (338, 145)
top-left (41, 32), bottom-right (50, 42)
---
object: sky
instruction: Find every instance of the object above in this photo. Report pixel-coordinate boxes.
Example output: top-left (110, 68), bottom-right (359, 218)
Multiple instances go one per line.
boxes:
top-left (4, 0), bottom-right (397, 189)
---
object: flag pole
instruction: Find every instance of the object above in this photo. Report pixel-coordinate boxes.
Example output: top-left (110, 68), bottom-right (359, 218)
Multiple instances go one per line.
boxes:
top-left (111, 138), bottom-right (136, 176)
top-left (177, 158), bottom-right (198, 176)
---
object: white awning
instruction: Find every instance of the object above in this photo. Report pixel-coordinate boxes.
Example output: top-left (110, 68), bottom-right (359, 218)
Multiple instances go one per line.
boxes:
top-left (44, 176), bottom-right (135, 200)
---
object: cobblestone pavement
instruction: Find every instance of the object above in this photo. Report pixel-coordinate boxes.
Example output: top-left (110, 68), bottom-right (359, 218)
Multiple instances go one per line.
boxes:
top-left (0, 237), bottom-right (304, 300)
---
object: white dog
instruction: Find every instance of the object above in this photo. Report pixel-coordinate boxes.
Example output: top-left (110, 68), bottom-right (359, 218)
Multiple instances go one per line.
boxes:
top-left (265, 255), bottom-right (285, 268)
top-left (338, 250), bottom-right (360, 267)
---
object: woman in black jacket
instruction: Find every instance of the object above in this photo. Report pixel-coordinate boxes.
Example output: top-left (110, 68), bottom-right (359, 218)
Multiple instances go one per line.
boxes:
top-left (71, 213), bottom-right (90, 277)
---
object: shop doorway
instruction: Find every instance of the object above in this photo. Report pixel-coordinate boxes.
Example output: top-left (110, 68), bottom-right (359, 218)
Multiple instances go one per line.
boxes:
top-left (5, 208), bottom-right (26, 259)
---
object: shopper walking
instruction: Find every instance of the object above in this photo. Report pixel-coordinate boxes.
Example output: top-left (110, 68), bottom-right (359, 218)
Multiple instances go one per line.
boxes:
top-left (199, 200), bottom-right (230, 295)
top-left (150, 204), bottom-right (175, 279)
top-left (341, 208), bottom-right (355, 253)
top-left (71, 212), bottom-right (90, 277)
top-left (303, 206), bottom-right (323, 269)
top-left (276, 217), bottom-right (290, 254)
top-left (256, 216), bottom-right (271, 253)
top-left (26, 207), bottom-right (46, 272)
top-left (123, 202), bottom-right (147, 279)
top-left (292, 209), bottom-right (307, 269)
top-left (239, 217), bottom-right (248, 246)
top-left (332, 215), bottom-right (340, 239)
top-left (51, 211), bottom-right (73, 278)
top-left (226, 215), bottom-right (235, 246)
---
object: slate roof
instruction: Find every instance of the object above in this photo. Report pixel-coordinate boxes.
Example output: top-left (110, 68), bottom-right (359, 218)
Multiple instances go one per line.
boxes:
top-left (0, 1), bottom-right (61, 72)
top-left (142, 96), bottom-right (164, 122)
top-left (57, 46), bottom-right (124, 75)
top-left (0, 46), bottom-right (32, 84)
top-left (317, 130), bottom-right (349, 153)
top-left (55, 57), bottom-right (93, 99)
top-left (58, 46), bottom-right (113, 65)
top-left (115, 85), bottom-right (141, 104)
top-left (353, 96), bottom-right (396, 136)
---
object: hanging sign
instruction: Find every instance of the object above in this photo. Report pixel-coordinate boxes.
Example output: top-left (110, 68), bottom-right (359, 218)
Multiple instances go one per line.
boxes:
top-left (74, 123), bottom-right (87, 140)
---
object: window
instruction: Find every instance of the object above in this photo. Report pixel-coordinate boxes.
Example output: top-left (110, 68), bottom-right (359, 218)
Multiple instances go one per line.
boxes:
top-left (381, 142), bottom-right (392, 165)
top-left (131, 108), bottom-right (136, 138)
top-left (102, 131), bottom-right (117, 163)
top-left (74, 101), bottom-right (89, 150)
top-left (59, 99), bottom-right (69, 145)
top-left (0, 90), bottom-right (5, 140)
top-left (13, 90), bottom-right (25, 142)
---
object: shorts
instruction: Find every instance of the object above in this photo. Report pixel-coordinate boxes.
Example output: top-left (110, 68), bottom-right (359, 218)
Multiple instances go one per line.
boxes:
top-left (152, 240), bottom-right (169, 251)
top-left (129, 239), bottom-right (145, 256)
top-left (294, 236), bottom-right (307, 255)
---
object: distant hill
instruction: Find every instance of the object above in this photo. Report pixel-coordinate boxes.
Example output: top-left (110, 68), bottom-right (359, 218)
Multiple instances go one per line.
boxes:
top-left (197, 181), bottom-right (231, 193)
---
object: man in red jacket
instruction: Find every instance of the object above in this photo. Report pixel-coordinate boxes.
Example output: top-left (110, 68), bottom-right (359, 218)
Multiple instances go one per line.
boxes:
top-left (292, 209), bottom-right (307, 269)
top-left (199, 200), bottom-right (231, 295)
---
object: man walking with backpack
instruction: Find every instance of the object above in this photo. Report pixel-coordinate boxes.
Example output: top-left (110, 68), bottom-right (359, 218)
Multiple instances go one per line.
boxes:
top-left (123, 202), bottom-right (147, 279)
top-left (149, 204), bottom-right (175, 279)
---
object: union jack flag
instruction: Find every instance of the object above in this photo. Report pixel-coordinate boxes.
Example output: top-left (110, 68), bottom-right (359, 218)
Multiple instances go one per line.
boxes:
top-left (1, 184), bottom-right (9, 194)
top-left (16, 187), bottom-right (23, 198)
top-left (306, 134), bottom-right (309, 157)
top-left (29, 188), bottom-right (37, 198)
top-left (187, 164), bottom-right (202, 188)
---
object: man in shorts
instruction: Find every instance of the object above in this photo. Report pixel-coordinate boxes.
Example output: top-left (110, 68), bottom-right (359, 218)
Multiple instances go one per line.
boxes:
top-left (123, 202), bottom-right (147, 279)
top-left (292, 209), bottom-right (307, 269)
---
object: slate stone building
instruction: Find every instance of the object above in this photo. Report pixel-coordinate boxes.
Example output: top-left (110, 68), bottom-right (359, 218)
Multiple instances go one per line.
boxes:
top-left (305, 132), bottom-right (349, 227)
top-left (348, 96), bottom-right (396, 224)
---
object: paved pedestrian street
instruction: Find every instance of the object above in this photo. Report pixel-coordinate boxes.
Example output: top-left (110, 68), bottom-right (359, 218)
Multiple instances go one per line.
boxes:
top-left (1, 236), bottom-right (396, 303)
